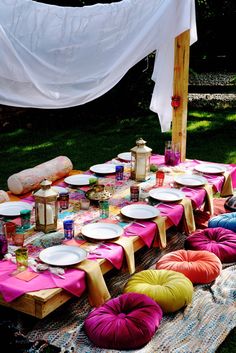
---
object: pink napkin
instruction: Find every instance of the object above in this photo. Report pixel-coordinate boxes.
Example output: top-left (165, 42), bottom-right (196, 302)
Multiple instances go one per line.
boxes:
top-left (87, 243), bottom-right (124, 270)
top-left (155, 204), bottom-right (183, 226)
top-left (0, 260), bottom-right (86, 302)
top-left (124, 222), bottom-right (157, 248)
top-left (181, 187), bottom-right (206, 208)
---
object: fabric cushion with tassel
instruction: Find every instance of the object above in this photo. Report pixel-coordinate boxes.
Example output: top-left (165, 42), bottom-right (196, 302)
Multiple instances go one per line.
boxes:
top-left (84, 292), bottom-right (163, 350)
top-left (185, 227), bottom-right (236, 263)
top-left (155, 249), bottom-right (222, 284)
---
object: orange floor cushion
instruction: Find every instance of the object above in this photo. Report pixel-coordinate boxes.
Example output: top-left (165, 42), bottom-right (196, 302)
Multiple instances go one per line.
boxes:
top-left (156, 249), bottom-right (222, 284)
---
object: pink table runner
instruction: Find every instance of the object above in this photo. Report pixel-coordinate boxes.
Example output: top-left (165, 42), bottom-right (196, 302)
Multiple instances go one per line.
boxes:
top-left (0, 260), bottom-right (86, 302)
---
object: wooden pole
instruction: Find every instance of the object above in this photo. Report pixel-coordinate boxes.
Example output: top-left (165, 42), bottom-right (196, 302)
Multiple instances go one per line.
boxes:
top-left (172, 30), bottom-right (190, 161)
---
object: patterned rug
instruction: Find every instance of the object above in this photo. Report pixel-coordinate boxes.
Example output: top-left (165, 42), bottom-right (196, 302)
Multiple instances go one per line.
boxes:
top-left (1, 229), bottom-right (234, 353)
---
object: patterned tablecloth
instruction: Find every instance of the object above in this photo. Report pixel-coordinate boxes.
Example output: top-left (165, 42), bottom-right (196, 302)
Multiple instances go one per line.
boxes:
top-left (0, 155), bottom-right (235, 306)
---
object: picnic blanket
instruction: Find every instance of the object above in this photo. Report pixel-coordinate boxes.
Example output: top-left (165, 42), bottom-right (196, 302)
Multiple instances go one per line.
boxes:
top-left (0, 229), bottom-right (232, 353)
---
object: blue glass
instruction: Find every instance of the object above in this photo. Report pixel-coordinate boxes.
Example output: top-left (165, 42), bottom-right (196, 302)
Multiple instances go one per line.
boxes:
top-left (115, 165), bottom-right (124, 180)
top-left (63, 219), bottom-right (74, 239)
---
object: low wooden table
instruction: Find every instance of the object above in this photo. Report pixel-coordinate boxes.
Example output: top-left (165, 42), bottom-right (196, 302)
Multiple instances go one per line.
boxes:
top-left (0, 225), bottom-right (173, 318)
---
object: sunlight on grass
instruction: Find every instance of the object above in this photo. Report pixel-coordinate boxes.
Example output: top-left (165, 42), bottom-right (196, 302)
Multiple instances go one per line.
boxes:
top-left (226, 114), bottom-right (236, 121)
top-left (4, 128), bottom-right (25, 137)
top-left (23, 142), bottom-right (53, 151)
top-left (188, 111), bottom-right (214, 118)
top-left (187, 120), bottom-right (212, 132)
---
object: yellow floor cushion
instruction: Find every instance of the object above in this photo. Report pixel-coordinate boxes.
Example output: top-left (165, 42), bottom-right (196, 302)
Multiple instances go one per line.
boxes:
top-left (124, 269), bottom-right (193, 313)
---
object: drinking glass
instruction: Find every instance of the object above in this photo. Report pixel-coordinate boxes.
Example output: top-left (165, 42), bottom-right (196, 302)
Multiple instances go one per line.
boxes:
top-left (15, 247), bottom-right (28, 271)
top-left (164, 141), bottom-right (172, 166)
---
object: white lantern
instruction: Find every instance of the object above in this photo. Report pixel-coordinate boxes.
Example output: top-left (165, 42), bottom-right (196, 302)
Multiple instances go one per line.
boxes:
top-left (34, 179), bottom-right (58, 233)
top-left (130, 138), bottom-right (152, 181)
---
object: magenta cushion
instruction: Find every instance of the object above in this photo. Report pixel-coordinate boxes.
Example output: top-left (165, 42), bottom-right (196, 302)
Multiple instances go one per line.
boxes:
top-left (185, 227), bottom-right (236, 263)
top-left (84, 292), bottom-right (163, 350)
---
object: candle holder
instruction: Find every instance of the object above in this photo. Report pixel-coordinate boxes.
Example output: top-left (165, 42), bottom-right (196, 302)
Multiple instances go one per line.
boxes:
top-left (33, 179), bottom-right (58, 233)
top-left (130, 138), bottom-right (152, 181)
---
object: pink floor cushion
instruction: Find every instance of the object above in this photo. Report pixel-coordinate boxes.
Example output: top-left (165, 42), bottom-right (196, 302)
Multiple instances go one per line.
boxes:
top-left (123, 269), bottom-right (193, 313)
top-left (185, 227), bottom-right (236, 263)
top-left (156, 249), bottom-right (222, 284)
top-left (84, 292), bottom-right (163, 350)
top-left (208, 212), bottom-right (236, 232)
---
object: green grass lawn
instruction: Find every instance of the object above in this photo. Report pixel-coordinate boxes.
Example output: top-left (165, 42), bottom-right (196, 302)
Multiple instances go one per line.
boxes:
top-left (0, 107), bottom-right (236, 190)
top-left (0, 106), bottom-right (236, 351)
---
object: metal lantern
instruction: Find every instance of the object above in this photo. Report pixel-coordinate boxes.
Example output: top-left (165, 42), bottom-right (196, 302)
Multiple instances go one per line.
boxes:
top-left (130, 138), bottom-right (152, 181)
top-left (34, 179), bottom-right (58, 233)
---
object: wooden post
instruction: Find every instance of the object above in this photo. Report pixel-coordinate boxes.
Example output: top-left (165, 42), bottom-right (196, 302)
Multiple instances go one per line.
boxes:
top-left (172, 30), bottom-right (190, 161)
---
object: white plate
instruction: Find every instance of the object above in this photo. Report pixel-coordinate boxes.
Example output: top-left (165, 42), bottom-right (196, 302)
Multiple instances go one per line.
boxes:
top-left (149, 188), bottom-right (185, 202)
top-left (90, 164), bottom-right (116, 174)
top-left (0, 201), bottom-right (33, 217)
top-left (81, 222), bottom-right (123, 241)
top-left (174, 174), bottom-right (208, 187)
top-left (117, 152), bottom-right (132, 162)
top-left (194, 163), bottom-right (227, 174)
top-left (39, 245), bottom-right (87, 266)
top-left (52, 186), bottom-right (68, 194)
top-left (64, 174), bottom-right (97, 186)
top-left (121, 204), bottom-right (160, 219)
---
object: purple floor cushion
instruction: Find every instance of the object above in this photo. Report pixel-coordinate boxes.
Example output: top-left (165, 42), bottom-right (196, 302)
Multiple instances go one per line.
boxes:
top-left (185, 227), bottom-right (236, 263)
top-left (84, 292), bottom-right (163, 350)
top-left (208, 212), bottom-right (236, 232)
top-left (156, 249), bottom-right (222, 284)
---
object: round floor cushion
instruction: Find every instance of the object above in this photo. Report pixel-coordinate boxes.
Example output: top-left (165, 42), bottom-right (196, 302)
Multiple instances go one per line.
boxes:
top-left (208, 212), bottom-right (236, 232)
top-left (156, 249), bottom-right (222, 284)
top-left (84, 292), bottom-right (163, 350)
top-left (123, 269), bottom-right (193, 313)
top-left (185, 227), bottom-right (236, 263)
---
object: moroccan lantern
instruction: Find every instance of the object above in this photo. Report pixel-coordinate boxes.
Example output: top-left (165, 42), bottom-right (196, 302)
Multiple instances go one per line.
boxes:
top-left (130, 138), bottom-right (152, 181)
top-left (34, 179), bottom-right (58, 233)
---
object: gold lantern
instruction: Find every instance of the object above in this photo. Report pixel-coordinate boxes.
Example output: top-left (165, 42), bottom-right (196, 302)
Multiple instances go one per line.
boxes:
top-left (130, 138), bottom-right (152, 181)
top-left (34, 179), bottom-right (58, 233)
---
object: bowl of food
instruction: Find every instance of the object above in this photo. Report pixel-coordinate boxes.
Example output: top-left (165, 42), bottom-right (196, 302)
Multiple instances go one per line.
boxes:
top-left (85, 184), bottom-right (112, 202)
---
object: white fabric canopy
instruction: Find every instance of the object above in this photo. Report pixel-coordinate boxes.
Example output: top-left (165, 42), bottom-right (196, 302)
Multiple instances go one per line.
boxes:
top-left (0, 0), bottom-right (197, 132)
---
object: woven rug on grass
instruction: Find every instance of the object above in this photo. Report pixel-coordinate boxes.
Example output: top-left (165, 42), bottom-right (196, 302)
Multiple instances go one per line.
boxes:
top-left (17, 230), bottom-right (235, 353)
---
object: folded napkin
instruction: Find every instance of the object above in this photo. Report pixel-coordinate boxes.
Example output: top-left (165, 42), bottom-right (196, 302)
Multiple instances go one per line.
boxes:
top-left (203, 184), bottom-right (214, 215)
top-left (156, 203), bottom-right (183, 226)
top-left (124, 222), bottom-right (156, 248)
top-left (152, 216), bottom-right (166, 248)
top-left (221, 171), bottom-right (233, 197)
top-left (179, 197), bottom-right (196, 234)
top-left (87, 243), bottom-right (124, 270)
top-left (113, 237), bottom-right (135, 274)
top-left (77, 259), bottom-right (111, 307)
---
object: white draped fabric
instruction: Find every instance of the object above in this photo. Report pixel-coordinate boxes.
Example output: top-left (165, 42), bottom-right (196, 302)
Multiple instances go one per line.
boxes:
top-left (0, 0), bottom-right (197, 132)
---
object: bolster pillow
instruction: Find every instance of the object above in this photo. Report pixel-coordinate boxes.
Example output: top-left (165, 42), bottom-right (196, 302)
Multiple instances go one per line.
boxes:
top-left (7, 156), bottom-right (73, 195)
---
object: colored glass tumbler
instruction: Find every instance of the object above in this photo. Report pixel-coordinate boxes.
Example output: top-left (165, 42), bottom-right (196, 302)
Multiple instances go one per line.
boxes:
top-left (20, 209), bottom-right (31, 230)
top-left (115, 165), bottom-right (124, 180)
top-left (156, 170), bottom-right (165, 187)
top-left (63, 219), bottom-right (74, 239)
top-left (15, 247), bottom-right (28, 271)
top-left (130, 185), bottom-right (139, 202)
top-left (99, 200), bottom-right (109, 218)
